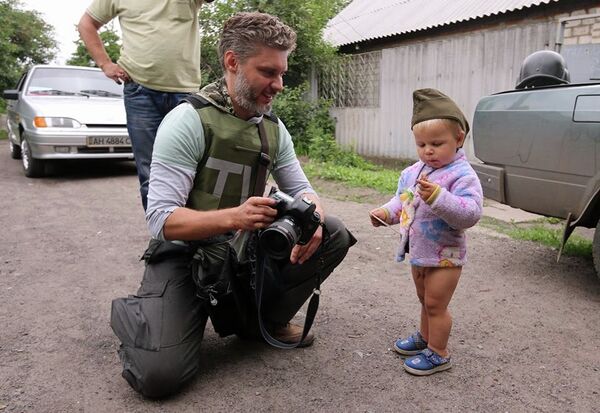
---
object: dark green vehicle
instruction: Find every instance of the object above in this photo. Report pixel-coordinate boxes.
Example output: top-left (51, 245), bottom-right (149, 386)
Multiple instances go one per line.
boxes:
top-left (471, 51), bottom-right (600, 276)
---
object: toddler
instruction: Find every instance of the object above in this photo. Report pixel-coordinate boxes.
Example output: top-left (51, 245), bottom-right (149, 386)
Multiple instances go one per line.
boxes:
top-left (370, 88), bottom-right (483, 375)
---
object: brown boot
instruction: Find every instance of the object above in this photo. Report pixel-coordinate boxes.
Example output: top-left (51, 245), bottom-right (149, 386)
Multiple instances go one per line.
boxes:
top-left (271, 323), bottom-right (315, 348)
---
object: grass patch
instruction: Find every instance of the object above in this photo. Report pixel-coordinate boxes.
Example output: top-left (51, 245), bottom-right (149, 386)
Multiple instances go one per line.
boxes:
top-left (0, 129), bottom-right (7, 140)
top-left (302, 160), bottom-right (401, 194)
top-left (478, 216), bottom-right (592, 258)
top-left (508, 226), bottom-right (592, 257)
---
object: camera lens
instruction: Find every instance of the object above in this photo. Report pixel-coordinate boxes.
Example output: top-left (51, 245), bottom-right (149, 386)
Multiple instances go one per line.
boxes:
top-left (259, 217), bottom-right (301, 259)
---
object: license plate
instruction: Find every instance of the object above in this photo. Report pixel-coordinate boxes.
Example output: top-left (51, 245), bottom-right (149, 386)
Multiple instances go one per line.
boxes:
top-left (87, 136), bottom-right (131, 147)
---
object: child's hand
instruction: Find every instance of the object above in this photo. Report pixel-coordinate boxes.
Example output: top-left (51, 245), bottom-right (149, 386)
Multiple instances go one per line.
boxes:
top-left (369, 208), bottom-right (388, 227)
top-left (416, 177), bottom-right (440, 203)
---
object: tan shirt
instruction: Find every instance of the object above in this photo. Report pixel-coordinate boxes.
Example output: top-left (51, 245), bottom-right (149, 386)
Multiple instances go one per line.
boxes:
top-left (87, 0), bottom-right (205, 92)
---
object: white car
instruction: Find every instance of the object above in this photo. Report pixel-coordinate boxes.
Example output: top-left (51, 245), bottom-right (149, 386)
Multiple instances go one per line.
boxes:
top-left (3, 65), bottom-right (133, 177)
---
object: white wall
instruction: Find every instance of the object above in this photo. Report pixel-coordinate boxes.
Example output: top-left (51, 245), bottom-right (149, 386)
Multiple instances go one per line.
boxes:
top-left (331, 19), bottom-right (556, 161)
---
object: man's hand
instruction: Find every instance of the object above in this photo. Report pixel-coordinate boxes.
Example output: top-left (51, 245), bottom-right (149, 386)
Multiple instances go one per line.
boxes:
top-left (369, 207), bottom-right (388, 227)
top-left (101, 62), bottom-right (130, 85)
top-left (77, 14), bottom-right (129, 84)
top-left (290, 193), bottom-right (324, 265)
top-left (290, 224), bottom-right (323, 265)
top-left (234, 196), bottom-right (278, 231)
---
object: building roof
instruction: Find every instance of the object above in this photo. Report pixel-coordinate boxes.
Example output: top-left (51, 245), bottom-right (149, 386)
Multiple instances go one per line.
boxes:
top-left (324, 0), bottom-right (561, 47)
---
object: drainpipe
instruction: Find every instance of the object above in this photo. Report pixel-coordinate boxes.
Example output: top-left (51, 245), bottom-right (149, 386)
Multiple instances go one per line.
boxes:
top-left (555, 12), bottom-right (600, 54)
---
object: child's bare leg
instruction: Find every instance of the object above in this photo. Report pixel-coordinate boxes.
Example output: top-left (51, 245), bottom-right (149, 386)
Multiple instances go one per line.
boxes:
top-left (411, 266), bottom-right (428, 340)
top-left (423, 267), bottom-right (461, 358)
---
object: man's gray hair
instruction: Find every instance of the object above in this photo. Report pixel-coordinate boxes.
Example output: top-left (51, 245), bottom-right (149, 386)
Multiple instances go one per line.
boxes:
top-left (218, 12), bottom-right (297, 70)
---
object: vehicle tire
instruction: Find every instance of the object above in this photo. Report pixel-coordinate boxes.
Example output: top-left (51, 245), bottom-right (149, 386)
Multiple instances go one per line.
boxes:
top-left (9, 139), bottom-right (22, 159)
top-left (21, 137), bottom-right (45, 178)
top-left (593, 220), bottom-right (600, 278)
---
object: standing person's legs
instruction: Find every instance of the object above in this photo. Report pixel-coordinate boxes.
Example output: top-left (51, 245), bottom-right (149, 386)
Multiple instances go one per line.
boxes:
top-left (110, 240), bottom-right (207, 398)
top-left (123, 82), bottom-right (164, 210)
top-left (411, 265), bottom-right (428, 340)
top-left (392, 266), bottom-right (430, 356)
top-left (422, 266), bottom-right (461, 357)
top-left (123, 82), bottom-right (191, 210)
top-left (261, 215), bottom-right (355, 326)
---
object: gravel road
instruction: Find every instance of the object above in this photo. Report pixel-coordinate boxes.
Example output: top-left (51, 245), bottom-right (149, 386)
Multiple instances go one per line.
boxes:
top-left (1, 140), bottom-right (599, 412)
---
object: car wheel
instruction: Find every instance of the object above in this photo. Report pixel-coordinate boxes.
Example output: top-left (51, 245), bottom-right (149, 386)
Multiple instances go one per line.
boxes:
top-left (9, 139), bottom-right (22, 159)
top-left (21, 138), bottom-right (45, 178)
top-left (593, 220), bottom-right (600, 279)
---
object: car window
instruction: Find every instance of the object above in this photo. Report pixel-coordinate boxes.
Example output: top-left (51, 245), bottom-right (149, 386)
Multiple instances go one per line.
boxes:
top-left (16, 72), bottom-right (27, 91)
top-left (25, 67), bottom-right (123, 98)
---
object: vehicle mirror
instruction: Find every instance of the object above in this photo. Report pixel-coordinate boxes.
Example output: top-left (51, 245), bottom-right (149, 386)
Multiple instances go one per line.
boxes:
top-left (3, 90), bottom-right (18, 100)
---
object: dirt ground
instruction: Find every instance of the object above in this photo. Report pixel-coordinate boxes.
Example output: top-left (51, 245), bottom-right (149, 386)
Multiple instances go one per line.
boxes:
top-left (1, 140), bottom-right (599, 413)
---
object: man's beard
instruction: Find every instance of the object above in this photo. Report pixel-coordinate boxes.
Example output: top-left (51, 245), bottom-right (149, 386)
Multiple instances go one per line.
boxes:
top-left (233, 70), bottom-right (273, 116)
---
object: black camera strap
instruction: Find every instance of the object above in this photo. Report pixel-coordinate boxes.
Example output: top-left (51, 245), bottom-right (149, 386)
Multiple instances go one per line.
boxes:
top-left (254, 120), bottom-right (271, 196)
top-left (253, 118), bottom-right (320, 347)
top-left (254, 249), bottom-right (322, 349)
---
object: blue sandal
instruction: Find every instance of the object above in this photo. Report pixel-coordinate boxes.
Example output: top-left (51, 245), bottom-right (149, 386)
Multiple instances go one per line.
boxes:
top-left (403, 348), bottom-right (452, 376)
top-left (393, 331), bottom-right (428, 356)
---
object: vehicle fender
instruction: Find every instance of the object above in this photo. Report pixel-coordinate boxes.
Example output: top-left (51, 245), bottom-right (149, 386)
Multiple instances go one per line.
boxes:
top-left (17, 123), bottom-right (24, 143)
top-left (556, 174), bottom-right (600, 262)
top-left (470, 162), bottom-right (505, 203)
top-left (557, 175), bottom-right (600, 262)
top-left (571, 174), bottom-right (600, 229)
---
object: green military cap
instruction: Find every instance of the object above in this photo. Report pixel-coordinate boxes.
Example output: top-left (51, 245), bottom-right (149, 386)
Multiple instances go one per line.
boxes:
top-left (411, 88), bottom-right (470, 135)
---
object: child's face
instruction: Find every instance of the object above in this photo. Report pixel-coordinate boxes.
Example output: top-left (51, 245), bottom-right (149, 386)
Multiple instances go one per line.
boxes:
top-left (413, 121), bottom-right (465, 169)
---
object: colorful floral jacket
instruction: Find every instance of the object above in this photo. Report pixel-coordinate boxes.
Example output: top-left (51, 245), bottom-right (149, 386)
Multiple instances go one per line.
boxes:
top-left (380, 149), bottom-right (483, 267)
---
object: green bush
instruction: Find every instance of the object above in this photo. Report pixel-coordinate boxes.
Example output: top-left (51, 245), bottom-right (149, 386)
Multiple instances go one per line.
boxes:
top-left (274, 82), bottom-right (399, 193)
top-left (306, 124), bottom-right (337, 161)
top-left (307, 130), bottom-right (374, 169)
top-left (273, 83), bottom-right (374, 168)
top-left (273, 83), bottom-right (335, 155)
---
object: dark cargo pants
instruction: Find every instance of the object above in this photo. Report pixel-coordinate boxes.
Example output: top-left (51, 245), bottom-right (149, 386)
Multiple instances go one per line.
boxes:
top-left (110, 216), bottom-right (355, 398)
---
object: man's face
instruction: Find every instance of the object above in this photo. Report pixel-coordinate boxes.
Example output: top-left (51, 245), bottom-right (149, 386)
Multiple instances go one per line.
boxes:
top-left (233, 46), bottom-right (288, 116)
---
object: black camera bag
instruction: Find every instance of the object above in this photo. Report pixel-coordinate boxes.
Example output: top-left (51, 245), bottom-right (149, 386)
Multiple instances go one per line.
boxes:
top-left (190, 232), bottom-right (261, 338)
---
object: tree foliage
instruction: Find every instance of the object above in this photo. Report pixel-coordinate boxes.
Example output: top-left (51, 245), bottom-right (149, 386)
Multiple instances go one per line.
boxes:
top-left (0, 0), bottom-right (57, 92)
top-left (198, 0), bottom-right (348, 87)
top-left (272, 83), bottom-right (334, 154)
top-left (67, 24), bottom-right (121, 67)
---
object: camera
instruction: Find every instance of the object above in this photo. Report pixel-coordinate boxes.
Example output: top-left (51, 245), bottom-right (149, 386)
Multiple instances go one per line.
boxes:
top-left (258, 188), bottom-right (322, 259)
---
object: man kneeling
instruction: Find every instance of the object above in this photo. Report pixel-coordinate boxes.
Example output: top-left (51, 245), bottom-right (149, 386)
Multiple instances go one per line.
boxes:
top-left (110, 12), bottom-right (356, 398)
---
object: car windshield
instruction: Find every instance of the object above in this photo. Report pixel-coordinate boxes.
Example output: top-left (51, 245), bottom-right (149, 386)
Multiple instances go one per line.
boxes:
top-left (26, 67), bottom-right (123, 98)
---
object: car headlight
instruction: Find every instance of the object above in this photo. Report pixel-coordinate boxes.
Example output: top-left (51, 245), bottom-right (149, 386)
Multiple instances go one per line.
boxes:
top-left (33, 117), bottom-right (81, 128)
